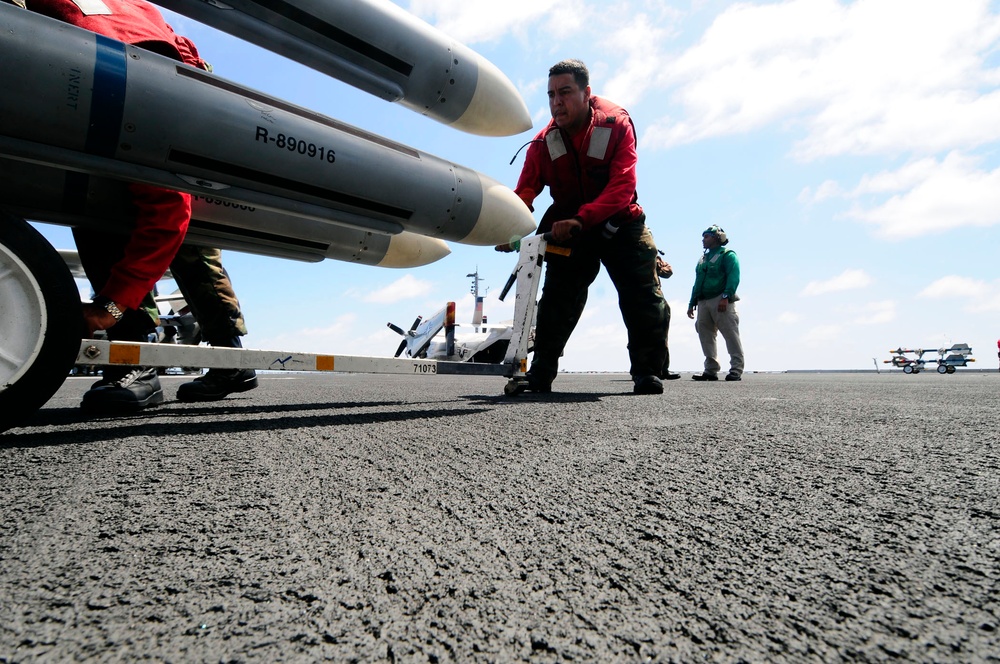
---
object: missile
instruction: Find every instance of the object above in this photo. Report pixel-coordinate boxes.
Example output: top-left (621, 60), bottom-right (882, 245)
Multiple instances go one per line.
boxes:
top-left (0, 159), bottom-right (450, 268)
top-left (154, 0), bottom-right (532, 137)
top-left (0, 7), bottom-right (535, 248)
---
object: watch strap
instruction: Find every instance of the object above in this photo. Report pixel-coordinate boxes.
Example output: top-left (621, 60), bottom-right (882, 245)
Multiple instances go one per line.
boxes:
top-left (94, 296), bottom-right (124, 322)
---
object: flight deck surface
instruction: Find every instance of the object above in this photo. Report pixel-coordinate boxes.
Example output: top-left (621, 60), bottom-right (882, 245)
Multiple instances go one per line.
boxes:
top-left (2, 372), bottom-right (997, 661)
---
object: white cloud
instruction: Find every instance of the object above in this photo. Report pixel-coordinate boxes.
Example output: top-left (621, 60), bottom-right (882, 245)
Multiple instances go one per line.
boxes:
top-left (849, 157), bottom-right (943, 195)
top-left (642, 0), bottom-right (1000, 158)
top-left (363, 274), bottom-right (434, 304)
top-left (918, 276), bottom-right (1000, 312)
top-left (777, 312), bottom-right (801, 324)
top-left (406, 0), bottom-right (586, 44)
top-left (801, 269), bottom-right (872, 295)
top-left (601, 12), bottom-right (680, 107)
top-left (845, 152), bottom-right (1000, 238)
top-left (852, 300), bottom-right (896, 325)
top-left (919, 275), bottom-right (991, 299)
top-left (254, 313), bottom-right (396, 356)
top-left (798, 179), bottom-right (843, 205)
top-left (801, 324), bottom-right (843, 347)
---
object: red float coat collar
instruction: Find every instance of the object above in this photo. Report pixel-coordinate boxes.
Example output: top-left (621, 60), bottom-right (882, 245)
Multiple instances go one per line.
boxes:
top-left (25, 0), bottom-right (207, 68)
top-left (514, 96), bottom-right (643, 233)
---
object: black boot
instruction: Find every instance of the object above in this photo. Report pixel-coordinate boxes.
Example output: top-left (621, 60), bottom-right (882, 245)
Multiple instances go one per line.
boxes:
top-left (524, 369), bottom-right (553, 393)
top-left (176, 368), bottom-right (258, 402)
top-left (82, 367), bottom-right (164, 412)
top-left (660, 348), bottom-right (680, 380)
top-left (177, 336), bottom-right (258, 402)
top-left (633, 374), bottom-right (664, 394)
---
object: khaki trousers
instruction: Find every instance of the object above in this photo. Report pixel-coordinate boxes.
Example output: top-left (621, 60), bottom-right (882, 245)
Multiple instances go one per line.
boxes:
top-left (695, 295), bottom-right (744, 377)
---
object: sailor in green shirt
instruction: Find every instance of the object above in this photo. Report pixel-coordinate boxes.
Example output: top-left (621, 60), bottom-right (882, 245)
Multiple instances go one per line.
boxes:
top-left (687, 226), bottom-right (744, 381)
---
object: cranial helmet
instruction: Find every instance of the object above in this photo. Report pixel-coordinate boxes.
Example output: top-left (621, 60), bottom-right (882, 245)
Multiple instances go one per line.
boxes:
top-left (702, 225), bottom-right (728, 246)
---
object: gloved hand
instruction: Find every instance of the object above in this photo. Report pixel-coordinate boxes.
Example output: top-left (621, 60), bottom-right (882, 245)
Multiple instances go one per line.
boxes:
top-left (656, 256), bottom-right (673, 279)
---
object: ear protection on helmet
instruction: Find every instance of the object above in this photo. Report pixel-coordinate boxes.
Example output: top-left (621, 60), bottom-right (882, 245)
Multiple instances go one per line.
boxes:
top-left (702, 225), bottom-right (728, 246)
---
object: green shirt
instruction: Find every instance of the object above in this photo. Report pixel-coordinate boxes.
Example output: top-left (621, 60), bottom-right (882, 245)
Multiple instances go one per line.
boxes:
top-left (689, 246), bottom-right (740, 307)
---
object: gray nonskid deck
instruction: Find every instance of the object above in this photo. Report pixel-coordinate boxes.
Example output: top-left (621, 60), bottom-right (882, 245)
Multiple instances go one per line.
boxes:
top-left (2, 372), bottom-right (997, 662)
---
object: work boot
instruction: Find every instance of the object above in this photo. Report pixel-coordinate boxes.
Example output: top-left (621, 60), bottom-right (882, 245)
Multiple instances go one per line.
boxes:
top-left (691, 373), bottom-right (719, 381)
top-left (177, 368), bottom-right (258, 402)
top-left (725, 373), bottom-right (742, 382)
top-left (82, 367), bottom-right (164, 412)
top-left (633, 375), bottom-right (664, 395)
top-left (523, 369), bottom-right (552, 393)
top-left (660, 349), bottom-right (680, 379)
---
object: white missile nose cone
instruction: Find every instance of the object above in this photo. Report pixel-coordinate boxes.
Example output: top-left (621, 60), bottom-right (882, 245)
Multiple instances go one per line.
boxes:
top-left (379, 232), bottom-right (451, 268)
top-left (459, 175), bottom-right (536, 246)
top-left (450, 56), bottom-right (532, 137)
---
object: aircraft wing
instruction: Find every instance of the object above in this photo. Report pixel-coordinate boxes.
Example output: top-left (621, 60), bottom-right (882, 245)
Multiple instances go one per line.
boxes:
top-left (406, 306), bottom-right (450, 358)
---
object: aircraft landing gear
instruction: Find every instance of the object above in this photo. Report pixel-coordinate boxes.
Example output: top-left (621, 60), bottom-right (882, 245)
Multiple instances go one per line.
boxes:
top-left (0, 213), bottom-right (81, 434)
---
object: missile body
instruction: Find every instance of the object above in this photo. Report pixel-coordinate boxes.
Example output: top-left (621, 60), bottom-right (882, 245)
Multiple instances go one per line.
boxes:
top-left (154, 0), bottom-right (532, 136)
top-left (0, 159), bottom-right (450, 268)
top-left (0, 7), bottom-right (535, 247)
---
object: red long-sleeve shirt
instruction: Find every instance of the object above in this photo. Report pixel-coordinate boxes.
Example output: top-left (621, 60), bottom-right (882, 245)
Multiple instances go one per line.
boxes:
top-left (515, 96), bottom-right (643, 233)
top-left (26, 0), bottom-right (200, 309)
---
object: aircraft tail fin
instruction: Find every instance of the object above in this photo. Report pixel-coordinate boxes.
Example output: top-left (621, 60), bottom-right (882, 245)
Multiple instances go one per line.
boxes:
top-left (472, 296), bottom-right (484, 327)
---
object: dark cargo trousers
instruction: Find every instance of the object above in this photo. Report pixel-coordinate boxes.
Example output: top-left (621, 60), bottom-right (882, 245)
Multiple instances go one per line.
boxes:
top-left (529, 217), bottom-right (667, 383)
top-left (168, 245), bottom-right (248, 345)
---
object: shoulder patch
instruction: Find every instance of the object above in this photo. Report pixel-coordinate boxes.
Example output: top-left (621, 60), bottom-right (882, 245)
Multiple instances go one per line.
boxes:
top-left (546, 130), bottom-right (567, 161)
top-left (587, 126), bottom-right (612, 160)
top-left (72, 0), bottom-right (113, 15)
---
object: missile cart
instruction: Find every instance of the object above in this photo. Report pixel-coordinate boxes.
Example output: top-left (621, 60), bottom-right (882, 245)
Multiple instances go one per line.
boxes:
top-left (0, 0), bottom-right (540, 433)
top-left (883, 344), bottom-right (975, 374)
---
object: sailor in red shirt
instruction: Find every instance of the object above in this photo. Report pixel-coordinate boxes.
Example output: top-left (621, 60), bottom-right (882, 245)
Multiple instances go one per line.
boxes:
top-left (23, 0), bottom-right (203, 327)
top-left (17, 0), bottom-right (221, 410)
top-left (507, 59), bottom-right (667, 394)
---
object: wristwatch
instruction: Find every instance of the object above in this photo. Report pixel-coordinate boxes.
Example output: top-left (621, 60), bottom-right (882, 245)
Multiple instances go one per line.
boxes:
top-left (94, 296), bottom-right (124, 322)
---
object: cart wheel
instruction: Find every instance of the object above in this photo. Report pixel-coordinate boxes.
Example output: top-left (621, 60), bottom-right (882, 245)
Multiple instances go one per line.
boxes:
top-left (0, 214), bottom-right (81, 434)
top-left (937, 364), bottom-right (948, 374)
top-left (946, 365), bottom-right (956, 374)
top-left (504, 378), bottom-right (526, 396)
top-left (903, 365), bottom-right (913, 374)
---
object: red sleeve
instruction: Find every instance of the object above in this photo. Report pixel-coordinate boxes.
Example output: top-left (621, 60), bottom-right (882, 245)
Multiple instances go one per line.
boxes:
top-left (172, 33), bottom-right (209, 69)
top-left (575, 119), bottom-right (638, 228)
top-left (513, 140), bottom-right (545, 213)
top-left (99, 183), bottom-right (190, 309)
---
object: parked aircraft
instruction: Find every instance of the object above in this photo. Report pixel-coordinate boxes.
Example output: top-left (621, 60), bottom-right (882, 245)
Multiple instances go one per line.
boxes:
top-left (387, 270), bottom-right (533, 364)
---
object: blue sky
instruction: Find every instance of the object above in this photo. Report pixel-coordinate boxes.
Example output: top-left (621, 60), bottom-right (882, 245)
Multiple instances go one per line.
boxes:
top-left (36, 0), bottom-right (1000, 372)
